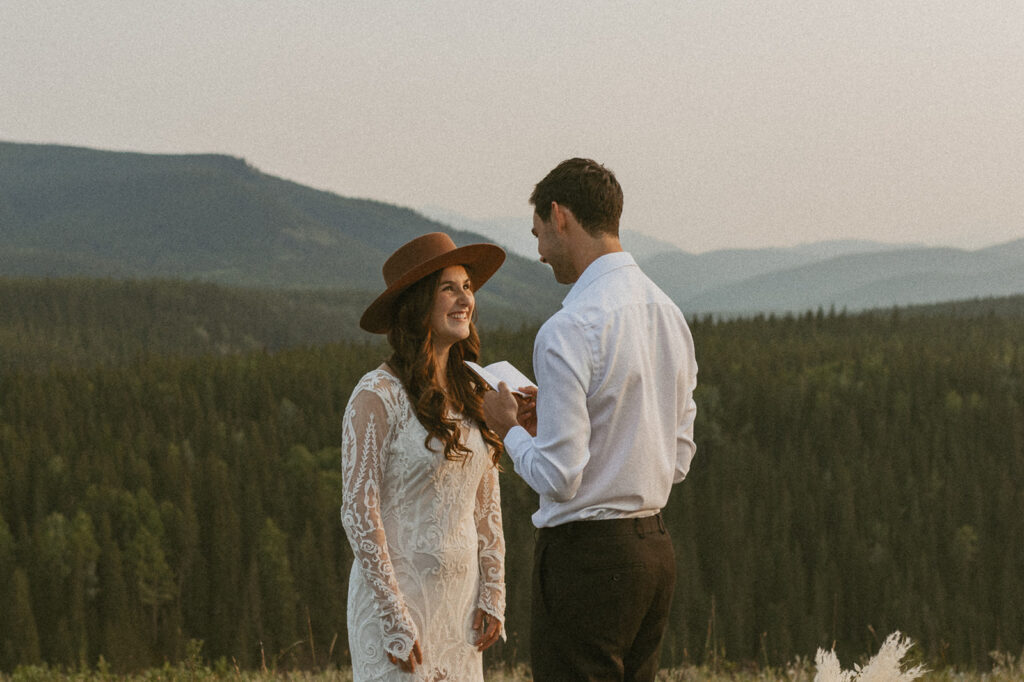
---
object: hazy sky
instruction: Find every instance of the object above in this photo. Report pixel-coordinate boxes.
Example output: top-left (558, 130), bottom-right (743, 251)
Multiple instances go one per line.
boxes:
top-left (3, 1), bottom-right (1023, 253)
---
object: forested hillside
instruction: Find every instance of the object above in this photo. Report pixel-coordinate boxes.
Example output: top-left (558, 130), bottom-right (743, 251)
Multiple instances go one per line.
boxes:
top-left (0, 141), bottom-right (566, 320)
top-left (0, 278), bottom-right (372, 372)
top-left (0, 277), bottom-right (556, 374)
top-left (1, 289), bottom-right (1022, 672)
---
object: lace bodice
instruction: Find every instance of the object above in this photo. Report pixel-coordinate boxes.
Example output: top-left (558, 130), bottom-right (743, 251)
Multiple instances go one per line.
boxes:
top-left (341, 368), bottom-right (505, 681)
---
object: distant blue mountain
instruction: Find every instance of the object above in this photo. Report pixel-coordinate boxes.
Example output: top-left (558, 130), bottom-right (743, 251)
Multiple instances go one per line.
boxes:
top-left (652, 242), bottom-right (1024, 315)
top-left (418, 206), bottom-right (680, 262)
top-left (419, 205), bottom-right (1015, 317)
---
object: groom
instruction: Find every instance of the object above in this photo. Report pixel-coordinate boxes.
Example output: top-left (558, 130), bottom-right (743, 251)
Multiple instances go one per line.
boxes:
top-left (483, 157), bottom-right (699, 681)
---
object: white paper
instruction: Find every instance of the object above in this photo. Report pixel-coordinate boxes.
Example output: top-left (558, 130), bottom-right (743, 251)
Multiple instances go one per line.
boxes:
top-left (464, 360), bottom-right (536, 396)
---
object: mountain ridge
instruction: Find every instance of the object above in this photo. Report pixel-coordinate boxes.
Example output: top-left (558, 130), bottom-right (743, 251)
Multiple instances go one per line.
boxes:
top-left (3, 140), bottom-right (1023, 317)
top-left (0, 140), bottom-right (567, 323)
top-left (674, 242), bottom-right (1024, 314)
top-left (419, 204), bottom-right (1024, 315)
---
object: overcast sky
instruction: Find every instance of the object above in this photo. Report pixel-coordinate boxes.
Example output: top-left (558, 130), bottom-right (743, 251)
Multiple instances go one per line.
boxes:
top-left (3, 1), bottom-right (1022, 253)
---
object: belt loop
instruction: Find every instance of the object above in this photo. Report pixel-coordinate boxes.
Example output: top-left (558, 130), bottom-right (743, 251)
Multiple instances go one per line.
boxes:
top-left (657, 514), bottom-right (666, 534)
top-left (635, 517), bottom-right (646, 539)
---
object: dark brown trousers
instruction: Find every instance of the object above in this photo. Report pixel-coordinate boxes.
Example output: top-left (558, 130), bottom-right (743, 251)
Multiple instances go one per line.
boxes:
top-left (530, 513), bottom-right (676, 682)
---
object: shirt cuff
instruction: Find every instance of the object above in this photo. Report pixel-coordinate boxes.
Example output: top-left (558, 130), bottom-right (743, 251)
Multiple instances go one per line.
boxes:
top-left (503, 425), bottom-right (531, 465)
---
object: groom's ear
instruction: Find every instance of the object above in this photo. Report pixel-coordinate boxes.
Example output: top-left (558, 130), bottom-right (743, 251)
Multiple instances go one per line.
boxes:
top-left (550, 202), bottom-right (575, 234)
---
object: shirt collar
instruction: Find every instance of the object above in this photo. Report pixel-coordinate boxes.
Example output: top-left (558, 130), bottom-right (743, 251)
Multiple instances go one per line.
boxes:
top-left (562, 251), bottom-right (637, 307)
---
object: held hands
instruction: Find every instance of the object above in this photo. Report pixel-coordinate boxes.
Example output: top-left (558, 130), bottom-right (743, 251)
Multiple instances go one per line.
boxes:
top-left (482, 383), bottom-right (537, 438)
top-left (472, 608), bottom-right (502, 652)
top-left (386, 640), bottom-right (423, 673)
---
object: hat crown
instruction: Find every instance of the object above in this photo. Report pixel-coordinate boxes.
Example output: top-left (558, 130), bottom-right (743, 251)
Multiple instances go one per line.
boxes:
top-left (382, 232), bottom-right (457, 287)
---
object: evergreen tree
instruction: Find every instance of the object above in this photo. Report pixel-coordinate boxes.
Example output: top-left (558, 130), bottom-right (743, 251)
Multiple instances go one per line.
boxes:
top-left (95, 513), bottom-right (149, 670)
top-left (257, 518), bottom-right (300, 660)
top-left (4, 568), bottom-right (41, 666)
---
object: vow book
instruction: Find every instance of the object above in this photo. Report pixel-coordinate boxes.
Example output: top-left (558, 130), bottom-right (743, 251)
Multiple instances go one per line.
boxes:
top-left (464, 361), bottom-right (536, 397)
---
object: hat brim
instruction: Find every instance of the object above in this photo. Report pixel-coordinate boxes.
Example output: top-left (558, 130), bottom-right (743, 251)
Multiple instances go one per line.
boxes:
top-left (360, 243), bottom-right (506, 333)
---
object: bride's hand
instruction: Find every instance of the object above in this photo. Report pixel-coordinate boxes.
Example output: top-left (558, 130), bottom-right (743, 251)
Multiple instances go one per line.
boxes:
top-left (387, 640), bottom-right (423, 672)
top-left (472, 608), bottom-right (502, 652)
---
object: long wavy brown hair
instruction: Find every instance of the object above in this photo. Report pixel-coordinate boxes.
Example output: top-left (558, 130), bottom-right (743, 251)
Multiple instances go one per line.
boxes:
top-left (386, 269), bottom-right (504, 464)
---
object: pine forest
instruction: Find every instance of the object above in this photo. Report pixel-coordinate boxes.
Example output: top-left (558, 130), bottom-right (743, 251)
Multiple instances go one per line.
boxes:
top-left (0, 277), bottom-right (1022, 673)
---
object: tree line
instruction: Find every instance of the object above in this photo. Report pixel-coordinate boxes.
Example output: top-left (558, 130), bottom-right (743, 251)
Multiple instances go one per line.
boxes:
top-left (1, 289), bottom-right (1022, 671)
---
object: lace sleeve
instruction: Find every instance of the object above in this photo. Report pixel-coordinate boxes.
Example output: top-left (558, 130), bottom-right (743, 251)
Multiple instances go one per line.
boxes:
top-left (341, 385), bottom-right (419, 659)
top-left (474, 460), bottom-right (506, 623)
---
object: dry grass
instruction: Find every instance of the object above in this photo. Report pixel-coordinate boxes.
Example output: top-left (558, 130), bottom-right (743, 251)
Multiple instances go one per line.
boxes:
top-left (3, 648), bottom-right (1022, 682)
top-left (5, 662), bottom-right (1024, 682)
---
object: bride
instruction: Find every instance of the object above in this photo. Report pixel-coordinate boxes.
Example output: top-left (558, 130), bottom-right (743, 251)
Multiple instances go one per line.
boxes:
top-left (341, 232), bottom-right (507, 680)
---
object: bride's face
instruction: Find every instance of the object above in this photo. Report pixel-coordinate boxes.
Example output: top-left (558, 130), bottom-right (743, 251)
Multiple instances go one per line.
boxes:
top-left (428, 265), bottom-right (474, 348)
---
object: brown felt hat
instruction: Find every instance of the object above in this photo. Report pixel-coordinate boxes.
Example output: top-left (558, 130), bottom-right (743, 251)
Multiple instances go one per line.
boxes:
top-left (360, 232), bottom-right (506, 333)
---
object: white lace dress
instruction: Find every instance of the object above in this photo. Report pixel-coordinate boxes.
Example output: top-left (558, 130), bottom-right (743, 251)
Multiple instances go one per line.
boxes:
top-left (340, 368), bottom-right (506, 682)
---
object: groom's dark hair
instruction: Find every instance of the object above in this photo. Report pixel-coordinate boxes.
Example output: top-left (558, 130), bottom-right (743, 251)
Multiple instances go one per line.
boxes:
top-left (530, 158), bottom-right (623, 237)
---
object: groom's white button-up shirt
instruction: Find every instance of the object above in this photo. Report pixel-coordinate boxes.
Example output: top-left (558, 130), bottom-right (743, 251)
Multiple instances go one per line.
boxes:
top-left (504, 251), bottom-right (698, 528)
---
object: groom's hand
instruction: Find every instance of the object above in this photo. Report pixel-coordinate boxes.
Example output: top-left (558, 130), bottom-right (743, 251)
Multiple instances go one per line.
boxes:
top-left (482, 382), bottom-right (520, 439)
top-left (515, 385), bottom-right (538, 436)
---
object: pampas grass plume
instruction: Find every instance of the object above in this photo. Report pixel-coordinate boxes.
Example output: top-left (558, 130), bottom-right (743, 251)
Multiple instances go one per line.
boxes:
top-left (815, 632), bottom-right (927, 682)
